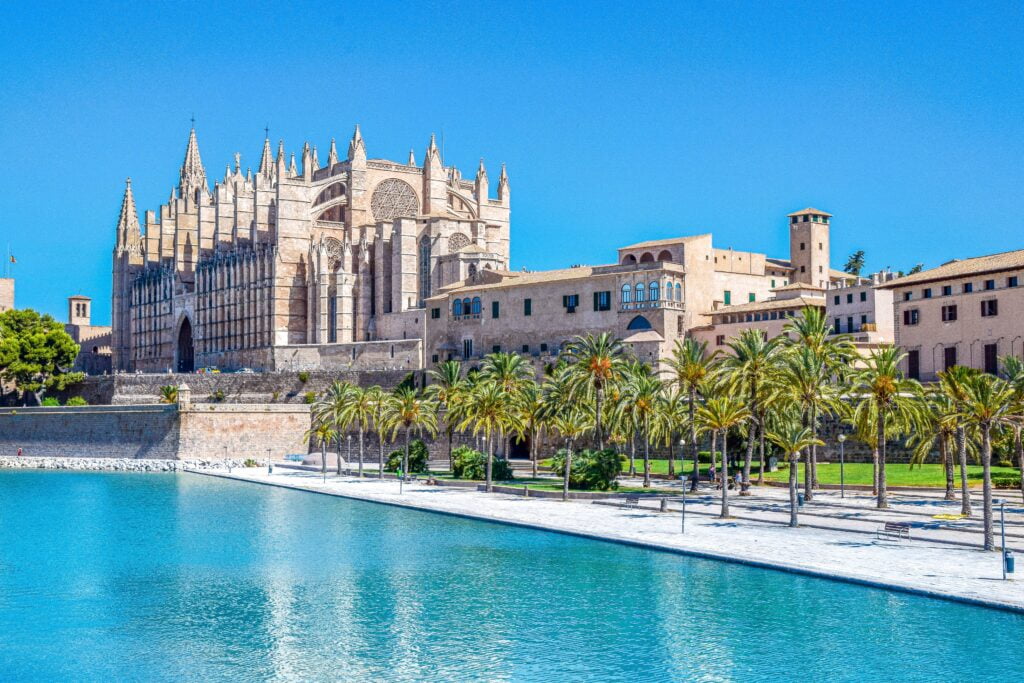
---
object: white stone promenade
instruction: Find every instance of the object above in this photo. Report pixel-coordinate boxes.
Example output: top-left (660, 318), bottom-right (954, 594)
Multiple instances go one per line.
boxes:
top-left (198, 467), bottom-right (1024, 613)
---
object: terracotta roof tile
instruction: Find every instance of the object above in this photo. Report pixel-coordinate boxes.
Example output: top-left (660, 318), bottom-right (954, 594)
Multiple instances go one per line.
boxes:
top-left (877, 249), bottom-right (1024, 288)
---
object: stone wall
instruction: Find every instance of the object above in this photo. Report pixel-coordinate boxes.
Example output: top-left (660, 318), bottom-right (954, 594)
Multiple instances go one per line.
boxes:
top-left (0, 404), bottom-right (310, 461)
top-left (272, 339), bottom-right (422, 372)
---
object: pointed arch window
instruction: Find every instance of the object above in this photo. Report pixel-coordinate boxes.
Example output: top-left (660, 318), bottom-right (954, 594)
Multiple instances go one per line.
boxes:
top-left (627, 315), bottom-right (652, 330)
top-left (418, 235), bottom-right (431, 307)
top-left (649, 281), bottom-right (659, 301)
top-left (621, 284), bottom-right (631, 303)
top-left (634, 283), bottom-right (645, 302)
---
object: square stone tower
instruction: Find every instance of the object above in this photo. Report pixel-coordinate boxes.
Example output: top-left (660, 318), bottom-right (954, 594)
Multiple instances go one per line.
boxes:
top-left (68, 295), bottom-right (91, 326)
top-left (788, 208), bottom-right (831, 288)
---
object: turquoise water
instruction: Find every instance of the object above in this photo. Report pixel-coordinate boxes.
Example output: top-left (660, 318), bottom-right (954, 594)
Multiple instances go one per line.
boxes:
top-left (0, 472), bottom-right (1022, 682)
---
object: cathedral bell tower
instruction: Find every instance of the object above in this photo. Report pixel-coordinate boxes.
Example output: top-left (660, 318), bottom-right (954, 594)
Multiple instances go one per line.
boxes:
top-left (111, 178), bottom-right (145, 371)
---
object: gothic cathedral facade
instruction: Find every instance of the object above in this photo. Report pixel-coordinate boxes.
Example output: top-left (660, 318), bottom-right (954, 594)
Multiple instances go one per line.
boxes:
top-left (111, 126), bottom-right (510, 372)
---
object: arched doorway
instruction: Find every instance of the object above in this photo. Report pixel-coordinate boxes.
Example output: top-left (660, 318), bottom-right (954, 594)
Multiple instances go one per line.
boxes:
top-left (177, 318), bottom-right (195, 373)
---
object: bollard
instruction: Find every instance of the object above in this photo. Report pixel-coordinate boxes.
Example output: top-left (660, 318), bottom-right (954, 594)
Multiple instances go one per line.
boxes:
top-left (797, 493), bottom-right (805, 507)
top-left (523, 486), bottom-right (529, 498)
top-left (1006, 550), bottom-right (1015, 575)
top-left (660, 498), bottom-right (668, 512)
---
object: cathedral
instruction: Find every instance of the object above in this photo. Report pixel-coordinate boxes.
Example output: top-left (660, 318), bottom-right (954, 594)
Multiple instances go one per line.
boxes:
top-left (111, 126), bottom-right (511, 372)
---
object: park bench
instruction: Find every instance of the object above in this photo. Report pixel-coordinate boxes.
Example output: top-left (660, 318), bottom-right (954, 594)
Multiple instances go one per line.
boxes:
top-left (876, 521), bottom-right (911, 542)
top-left (621, 496), bottom-right (640, 509)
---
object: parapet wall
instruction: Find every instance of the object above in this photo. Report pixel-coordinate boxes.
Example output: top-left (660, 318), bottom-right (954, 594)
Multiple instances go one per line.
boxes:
top-left (0, 404), bottom-right (310, 460)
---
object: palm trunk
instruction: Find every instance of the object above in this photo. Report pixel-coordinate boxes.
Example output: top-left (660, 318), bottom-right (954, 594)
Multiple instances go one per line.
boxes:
top-left (563, 439), bottom-right (573, 501)
top-left (447, 423), bottom-right (454, 470)
top-left (667, 433), bottom-right (676, 478)
top-left (689, 387), bottom-right (698, 485)
top-left (802, 410), bottom-right (813, 502)
top-left (596, 385), bottom-right (605, 449)
top-left (531, 426), bottom-right (538, 478)
top-left (982, 424), bottom-right (994, 551)
top-left (810, 406), bottom-right (819, 489)
top-left (378, 429), bottom-right (385, 480)
top-left (941, 436), bottom-right (955, 501)
top-left (403, 425), bottom-right (411, 477)
top-left (358, 426), bottom-right (365, 478)
top-left (720, 430), bottom-right (730, 518)
top-left (957, 425), bottom-right (971, 516)
top-left (757, 422), bottom-right (766, 486)
top-left (642, 418), bottom-right (651, 488)
top-left (1015, 427), bottom-right (1023, 502)
top-left (742, 421), bottom-right (754, 496)
top-left (709, 430), bottom-right (717, 485)
top-left (485, 433), bottom-right (494, 492)
top-left (321, 440), bottom-right (327, 476)
top-left (789, 451), bottom-right (799, 527)
top-left (629, 434), bottom-right (636, 477)
top-left (871, 444), bottom-right (879, 496)
top-left (877, 412), bottom-right (888, 509)
top-left (336, 433), bottom-right (344, 475)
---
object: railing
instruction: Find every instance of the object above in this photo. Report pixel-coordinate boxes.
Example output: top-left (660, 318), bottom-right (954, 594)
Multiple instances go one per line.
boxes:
top-left (621, 300), bottom-right (685, 311)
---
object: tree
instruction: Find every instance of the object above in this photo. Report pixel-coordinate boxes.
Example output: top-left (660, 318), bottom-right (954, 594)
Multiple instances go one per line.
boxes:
top-left (426, 360), bottom-right (467, 469)
top-left (514, 381), bottom-right (546, 478)
top-left (652, 387), bottom-right (687, 479)
top-left (907, 264), bottom-right (924, 275)
top-left (366, 386), bottom-right (389, 479)
top-left (158, 385), bottom-right (178, 404)
top-left (619, 369), bottom-right (664, 488)
top-left (850, 346), bottom-right (924, 509)
top-left (0, 309), bottom-right (84, 404)
top-left (696, 396), bottom-right (749, 517)
top-left (766, 423), bottom-right (823, 527)
top-left (304, 419), bottom-right (337, 478)
top-left (953, 373), bottom-right (1018, 551)
top-left (721, 329), bottom-right (783, 494)
top-left (383, 387), bottom-right (438, 482)
top-left (664, 338), bottom-right (719, 487)
top-left (1001, 355), bottom-right (1024, 500)
top-left (458, 381), bottom-right (515, 492)
top-left (481, 351), bottom-right (534, 458)
top-left (907, 388), bottom-right (959, 501)
top-left (939, 366), bottom-right (980, 515)
top-left (314, 380), bottom-right (356, 475)
top-left (548, 409), bottom-right (592, 501)
top-left (336, 383), bottom-right (375, 478)
top-left (843, 250), bottom-right (866, 276)
top-left (563, 333), bottom-right (625, 449)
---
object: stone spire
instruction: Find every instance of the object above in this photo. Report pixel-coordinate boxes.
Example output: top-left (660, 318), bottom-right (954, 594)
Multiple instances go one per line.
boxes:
top-left (258, 134), bottom-right (274, 177)
top-left (498, 163), bottom-right (510, 202)
top-left (347, 124), bottom-right (366, 162)
top-left (327, 138), bottom-right (338, 167)
top-left (311, 145), bottom-right (320, 170)
top-left (178, 126), bottom-right (207, 198)
top-left (408, 148), bottom-right (416, 166)
top-left (289, 152), bottom-right (297, 177)
top-left (234, 152), bottom-right (241, 174)
top-left (275, 139), bottom-right (286, 176)
top-left (115, 178), bottom-right (143, 253)
top-left (475, 158), bottom-right (488, 204)
top-left (476, 158), bottom-right (488, 181)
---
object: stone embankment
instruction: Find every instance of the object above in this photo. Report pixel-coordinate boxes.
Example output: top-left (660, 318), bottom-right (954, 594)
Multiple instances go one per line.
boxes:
top-left (0, 456), bottom-right (253, 472)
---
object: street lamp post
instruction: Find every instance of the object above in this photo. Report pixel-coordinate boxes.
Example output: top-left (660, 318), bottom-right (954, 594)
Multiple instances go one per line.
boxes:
top-left (347, 434), bottom-right (353, 477)
top-left (224, 446), bottom-right (230, 473)
top-left (1000, 499), bottom-right (1007, 580)
top-left (837, 434), bottom-right (846, 499)
top-left (678, 475), bottom-right (686, 534)
top-left (267, 448), bottom-right (272, 475)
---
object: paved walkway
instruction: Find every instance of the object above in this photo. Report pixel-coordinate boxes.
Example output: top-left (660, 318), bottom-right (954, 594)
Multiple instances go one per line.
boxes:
top-left (193, 466), bottom-right (1024, 613)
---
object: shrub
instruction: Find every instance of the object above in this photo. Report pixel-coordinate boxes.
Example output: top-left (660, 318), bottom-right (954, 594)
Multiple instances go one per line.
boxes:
top-left (243, 458), bottom-right (259, 468)
top-left (41, 397), bottom-right (61, 407)
top-left (451, 445), bottom-right (514, 481)
top-left (298, 371), bottom-right (310, 383)
top-left (271, 390), bottom-right (280, 402)
top-left (549, 448), bottom-right (623, 491)
top-left (303, 391), bottom-right (317, 404)
top-left (209, 389), bottom-right (226, 402)
top-left (65, 396), bottom-right (88, 406)
top-left (384, 439), bottom-right (431, 473)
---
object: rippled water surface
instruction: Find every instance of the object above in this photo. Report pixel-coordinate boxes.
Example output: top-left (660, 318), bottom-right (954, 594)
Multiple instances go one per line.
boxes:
top-left (1, 471), bottom-right (1022, 681)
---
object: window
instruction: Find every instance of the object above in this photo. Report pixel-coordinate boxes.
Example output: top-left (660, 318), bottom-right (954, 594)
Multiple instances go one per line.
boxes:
top-left (675, 283), bottom-right (682, 301)
top-left (923, 288), bottom-right (932, 299)
top-left (634, 283), bottom-right (645, 302)
top-left (907, 349), bottom-right (920, 379)
top-left (649, 281), bottom-right (659, 301)
top-left (860, 291), bottom-right (867, 302)
top-left (748, 293), bottom-right (756, 303)
top-left (903, 309), bottom-right (920, 326)
top-left (492, 345), bottom-right (501, 354)
top-left (522, 344), bottom-right (529, 353)
top-left (834, 318), bottom-right (842, 334)
top-left (981, 299), bottom-right (998, 317)
top-left (453, 299), bottom-right (463, 316)
top-left (800, 242), bottom-right (806, 250)
top-left (715, 335), bottom-right (725, 346)
top-left (724, 290), bottom-right (732, 305)
top-left (754, 313), bottom-right (761, 322)
top-left (594, 290), bottom-right (611, 311)
top-left (941, 285), bottom-right (951, 296)
top-left (903, 292), bottom-right (913, 301)
top-left (492, 301), bottom-right (500, 318)
top-left (963, 282), bottom-right (973, 293)
top-left (847, 293), bottom-right (854, 304)
top-left (984, 279), bottom-right (995, 291)
top-left (621, 284), bottom-right (631, 304)
top-left (834, 295), bottom-right (840, 305)
top-left (563, 294), bottom-right (579, 312)
top-left (418, 235), bottom-right (432, 306)
top-left (943, 346), bottom-right (957, 370)
top-left (432, 354), bottom-right (439, 364)
top-left (471, 297), bottom-right (481, 315)
top-left (524, 298), bottom-right (532, 316)
top-left (941, 304), bottom-right (957, 322)
top-left (462, 297), bottom-right (471, 315)
top-left (772, 279), bottom-right (776, 288)
top-left (1009, 276), bottom-right (1019, 288)
top-left (860, 314), bottom-right (867, 326)
top-left (540, 343), bottom-right (548, 352)
top-left (431, 307), bottom-right (440, 319)
top-left (627, 315), bottom-right (652, 330)
top-left (984, 344), bottom-right (999, 374)
top-left (463, 339), bottom-right (473, 358)
top-left (800, 266), bottom-right (806, 273)
top-left (847, 316), bottom-right (854, 332)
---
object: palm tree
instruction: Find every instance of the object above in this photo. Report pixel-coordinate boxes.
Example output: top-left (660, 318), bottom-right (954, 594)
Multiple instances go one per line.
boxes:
top-left (652, 387), bottom-right (688, 479)
top-left (619, 370), bottom-right (664, 488)
top-left (908, 388), bottom-right (959, 501)
top-left (304, 420), bottom-right (337, 478)
top-left (426, 359), bottom-right (466, 469)
top-left (549, 408), bottom-right (592, 501)
top-left (953, 373), bottom-right (1018, 551)
top-left (1001, 355), bottom-right (1024, 500)
top-left (316, 380), bottom-right (356, 475)
top-left (939, 366), bottom-right (980, 516)
top-left (481, 351), bottom-right (534, 458)
top-left (696, 396), bottom-right (749, 517)
top-left (663, 338), bottom-right (719, 486)
top-left (766, 422), bottom-right (823, 527)
top-left (383, 386), bottom-right (438, 480)
top-left (563, 333), bottom-right (625, 449)
top-left (515, 381), bottom-right (546, 478)
top-left (366, 386), bottom-right (389, 479)
top-left (458, 381), bottom-right (514, 492)
top-left (843, 250), bottom-right (866, 276)
top-left (721, 329), bottom-right (783, 494)
top-left (158, 385), bottom-right (178, 404)
top-left (336, 383), bottom-right (375, 478)
top-left (850, 346), bottom-right (924, 509)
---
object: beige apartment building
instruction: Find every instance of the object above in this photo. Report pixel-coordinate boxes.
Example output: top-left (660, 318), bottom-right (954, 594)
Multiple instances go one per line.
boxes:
top-left (424, 208), bottom-right (837, 366)
top-left (879, 250), bottom-right (1024, 380)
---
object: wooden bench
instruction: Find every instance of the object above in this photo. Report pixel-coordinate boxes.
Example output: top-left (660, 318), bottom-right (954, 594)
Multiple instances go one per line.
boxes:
top-left (876, 521), bottom-right (911, 541)
top-left (621, 496), bottom-right (640, 509)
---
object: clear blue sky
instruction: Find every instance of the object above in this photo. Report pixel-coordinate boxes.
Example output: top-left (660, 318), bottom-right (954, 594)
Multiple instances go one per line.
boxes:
top-left (2, 2), bottom-right (1022, 325)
